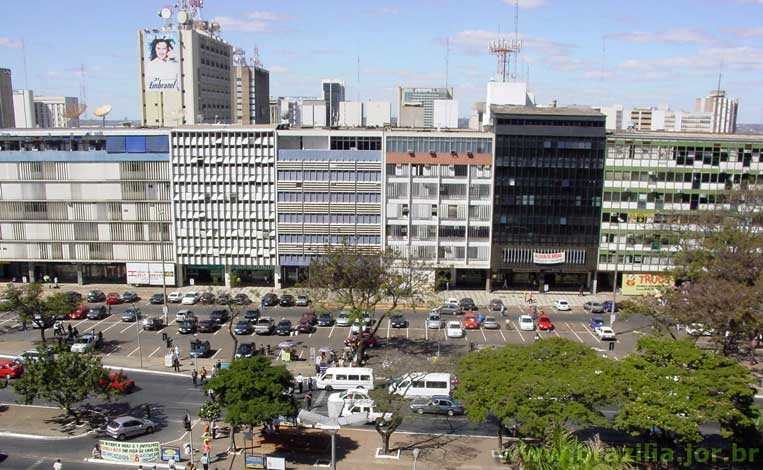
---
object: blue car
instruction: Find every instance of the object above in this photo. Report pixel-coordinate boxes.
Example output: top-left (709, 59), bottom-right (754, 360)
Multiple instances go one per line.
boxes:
top-left (601, 301), bottom-right (620, 312)
top-left (590, 317), bottom-right (605, 329)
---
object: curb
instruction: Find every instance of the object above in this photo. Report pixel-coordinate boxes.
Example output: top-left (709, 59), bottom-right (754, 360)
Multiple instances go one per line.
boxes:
top-left (0, 429), bottom-right (94, 440)
top-left (84, 459), bottom-right (187, 469)
top-left (103, 364), bottom-right (187, 378)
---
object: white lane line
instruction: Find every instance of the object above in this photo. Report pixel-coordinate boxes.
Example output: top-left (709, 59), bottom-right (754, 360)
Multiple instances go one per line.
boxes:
top-left (552, 328), bottom-right (561, 338)
top-left (442, 328), bottom-right (448, 341)
top-left (106, 346), bottom-right (120, 357)
top-left (510, 321), bottom-right (525, 343)
top-left (89, 316), bottom-right (113, 332)
top-left (565, 322), bottom-right (585, 343)
top-left (328, 325), bottom-right (336, 338)
top-left (498, 328), bottom-right (507, 342)
top-left (386, 319), bottom-right (391, 339)
top-left (0, 317), bottom-right (18, 325)
top-left (582, 324), bottom-right (602, 343)
top-left (480, 327), bottom-right (487, 342)
top-left (148, 346), bottom-right (161, 358)
top-left (213, 327), bottom-right (222, 336)
top-left (127, 346), bottom-right (140, 357)
top-left (119, 322), bottom-right (136, 334)
top-left (424, 321), bottom-right (429, 341)
top-left (211, 348), bottom-right (222, 359)
top-left (406, 326), bottom-right (409, 339)
top-left (74, 318), bottom-right (90, 328)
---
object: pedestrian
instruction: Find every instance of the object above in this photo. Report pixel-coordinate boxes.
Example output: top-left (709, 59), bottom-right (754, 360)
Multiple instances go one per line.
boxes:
top-left (91, 444), bottom-right (101, 459)
top-left (307, 377), bottom-right (313, 391)
top-left (67, 323), bottom-right (73, 335)
top-left (215, 359), bottom-right (221, 370)
top-left (145, 404), bottom-right (152, 419)
top-left (534, 332), bottom-right (540, 341)
top-left (200, 366), bottom-right (207, 384)
top-left (579, 285), bottom-right (585, 296)
top-left (173, 356), bottom-right (181, 372)
top-left (296, 372), bottom-right (304, 393)
top-left (266, 344), bottom-right (271, 356)
top-left (304, 391), bottom-right (312, 410)
top-left (174, 344), bottom-right (180, 359)
top-left (315, 353), bottom-right (322, 374)
top-left (192, 369), bottom-right (198, 386)
top-left (201, 453), bottom-right (210, 470)
top-left (98, 331), bottom-right (103, 344)
top-left (73, 327), bottom-right (79, 338)
top-left (53, 459), bottom-right (63, 470)
top-left (167, 457), bottom-right (176, 470)
top-left (203, 438), bottom-right (211, 454)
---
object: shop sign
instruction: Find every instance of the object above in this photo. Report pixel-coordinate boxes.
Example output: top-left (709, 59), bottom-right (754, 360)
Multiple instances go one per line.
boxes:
top-left (622, 273), bottom-right (673, 296)
top-left (533, 252), bottom-right (565, 265)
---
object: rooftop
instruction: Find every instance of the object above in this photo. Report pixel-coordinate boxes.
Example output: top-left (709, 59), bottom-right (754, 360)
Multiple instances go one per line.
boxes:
top-left (610, 130), bottom-right (763, 142)
top-left (491, 105), bottom-right (605, 117)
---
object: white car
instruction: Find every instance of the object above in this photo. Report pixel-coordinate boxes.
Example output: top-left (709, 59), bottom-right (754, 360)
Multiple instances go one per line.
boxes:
top-left (175, 309), bottom-right (195, 322)
top-left (446, 297), bottom-right (459, 306)
top-left (553, 299), bottom-right (571, 311)
top-left (167, 292), bottom-right (183, 303)
top-left (686, 323), bottom-right (714, 336)
top-left (350, 320), bottom-right (369, 334)
top-left (518, 315), bottom-right (535, 331)
top-left (181, 292), bottom-right (199, 305)
top-left (595, 326), bottom-right (617, 340)
top-left (336, 311), bottom-right (352, 327)
top-left (445, 321), bottom-right (464, 338)
top-left (427, 313), bottom-right (443, 329)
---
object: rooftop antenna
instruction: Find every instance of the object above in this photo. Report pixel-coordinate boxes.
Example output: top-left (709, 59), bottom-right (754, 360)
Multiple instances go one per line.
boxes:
top-left (445, 36), bottom-right (450, 89)
top-left (21, 37), bottom-right (28, 89)
top-left (253, 46), bottom-right (262, 67)
top-left (716, 58), bottom-right (724, 95)
top-left (512, 0), bottom-right (519, 79)
top-left (357, 55), bottom-right (360, 102)
top-left (488, 36), bottom-right (521, 82)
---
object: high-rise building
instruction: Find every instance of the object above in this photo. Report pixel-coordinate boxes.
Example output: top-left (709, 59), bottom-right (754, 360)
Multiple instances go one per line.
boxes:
top-left (302, 99), bottom-right (327, 127)
top-left (233, 63), bottom-right (270, 124)
top-left (490, 106), bottom-right (606, 291)
top-left (433, 100), bottom-right (459, 129)
top-left (34, 96), bottom-right (80, 128)
top-left (695, 90), bottom-right (738, 133)
top-left (322, 80), bottom-right (345, 127)
top-left (630, 108), bottom-right (653, 130)
top-left (364, 101), bottom-right (391, 127)
top-left (138, 22), bottom-right (233, 126)
top-left (338, 102), bottom-right (363, 127)
top-left (398, 87), bottom-right (454, 128)
top-left (0, 68), bottom-right (15, 128)
top-left (12, 90), bottom-right (35, 128)
top-left (594, 105), bottom-right (624, 131)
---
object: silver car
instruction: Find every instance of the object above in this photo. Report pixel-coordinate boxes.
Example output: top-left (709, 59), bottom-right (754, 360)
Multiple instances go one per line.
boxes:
top-left (336, 310), bottom-right (352, 327)
top-left (584, 301), bottom-right (604, 313)
top-left (427, 313), bottom-right (443, 329)
top-left (106, 416), bottom-right (157, 440)
top-left (482, 316), bottom-right (500, 329)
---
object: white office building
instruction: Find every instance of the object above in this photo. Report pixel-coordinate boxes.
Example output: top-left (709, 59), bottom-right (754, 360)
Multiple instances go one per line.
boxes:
top-left (364, 101), bottom-right (391, 127)
top-left (696, 90), bottom-right (738, 134)
top-left (12, 90), bottom-right (35, 128)
top-left (433, 100), bottom-right (459, 129)
top-left (338, 101), bottom-right (363, 127)
top-left (301, 100), bottom-right (327, 128)
top-left (34, 96), bottom-right (80, 128)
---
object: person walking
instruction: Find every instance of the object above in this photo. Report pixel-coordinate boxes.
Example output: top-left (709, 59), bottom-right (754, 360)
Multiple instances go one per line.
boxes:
top-left (174, 344), bottom-right (180, 359)
top-left (200, 367), bottom-right (207, 385)
top-left (200, 453), bottom-right (210, 470)
top-left (192, 369), bottom-right (198, 386)
top-left (67, 323), bottom-right (73, 335)
top-left (167, 456), bottom-right (176, 470)
top-left (202, 438), bottom-right (211, 455)
top-left (296, 372), bottom-right (304, 394)
top-left (173, 355), bottom-right (181, 372)
top-left (53, 459), bottom-right (63, 470)
top-left (303, 391), bottom-right (312, 411)
top-left (314, 353), bottom-right (322, 374)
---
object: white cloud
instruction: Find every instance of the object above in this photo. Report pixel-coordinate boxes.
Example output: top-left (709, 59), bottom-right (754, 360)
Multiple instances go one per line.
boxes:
top-left (247, 11), bottom-right (294, 21)
top-left (269, 65), bottom-right (289, 73)
top-left (374, 7), bottom-right (399, 14)
top-left (0, 37), bottom-right (21, 48)
top-left (504, 0), bottom-right (547, 9)
top-left (610, 28), bottom-right (713, 44)
top-left (734, 26), bottom-right (763, 38)
top-left (211, 10), bottom-right (293, 32)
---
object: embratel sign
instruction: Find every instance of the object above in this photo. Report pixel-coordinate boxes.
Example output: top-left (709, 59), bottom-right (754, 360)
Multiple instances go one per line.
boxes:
top-left (533, 252), bottom-right (565, 265)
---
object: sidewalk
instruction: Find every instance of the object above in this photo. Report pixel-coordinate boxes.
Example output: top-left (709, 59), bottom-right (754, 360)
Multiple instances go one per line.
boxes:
top-left (0, 403), bottom-right (97, 439)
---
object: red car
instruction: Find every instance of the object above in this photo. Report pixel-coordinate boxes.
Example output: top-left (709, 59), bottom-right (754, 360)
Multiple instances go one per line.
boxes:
top-left (0, 359), bottom-right (24, 378)
top-left (537, 315), bottom-right (555, 331)
top-left (68, 304), bottom-right (88, 319)
top-left (105, 292), bottom-right (122, 305)
top-left (344, 332), bottom-right (378, 348)
top-left (99, 372), bottom-right (135, 393)
top-left (463, 313), bottom-right (480, 330)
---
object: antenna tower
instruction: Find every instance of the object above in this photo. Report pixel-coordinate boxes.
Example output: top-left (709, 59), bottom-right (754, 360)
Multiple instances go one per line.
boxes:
top-left (512, 0), bottom-right (519, 79)
top-left (253, 46), bottom-right (262, 67)
top-left (489, 1), bottom-right (522, 82)
top-left (445, 37), bottom-right (450, 89)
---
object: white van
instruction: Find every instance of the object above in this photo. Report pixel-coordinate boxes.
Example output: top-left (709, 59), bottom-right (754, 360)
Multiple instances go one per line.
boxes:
top-left (315, 367), bottom-right (375, 391)
top-left (388, 372), bottom-right (452, 398)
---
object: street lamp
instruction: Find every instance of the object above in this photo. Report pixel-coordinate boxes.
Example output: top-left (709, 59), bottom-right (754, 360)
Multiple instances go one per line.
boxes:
top-left (136, 318), bottom-right (144, 369)
top-left (611, 217), bottom-right (625, 329)
top-left (413, 448), bottom-right (421, 470)
top-left (325, 425), bottom-right (339, 470)
top-left (158, 207), bottom-right (170, 326)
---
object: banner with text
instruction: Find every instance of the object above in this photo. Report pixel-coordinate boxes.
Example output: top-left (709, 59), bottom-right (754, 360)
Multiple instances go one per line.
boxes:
top-left (126, 263), bottom-right (176, 286)
top-left (533, 251), bottom-right (565, 265)
top-left (622, 273), bottom-right (673, 296)
top-left (143, 31), bottom-right (180, 92)
top-left (100, 440), bottom-right (161, 463)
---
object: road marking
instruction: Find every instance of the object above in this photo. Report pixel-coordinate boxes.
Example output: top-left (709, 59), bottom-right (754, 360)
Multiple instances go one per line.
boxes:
top-left (509, 321), bottom-right (525, 343)
top-left (406, 326), bottom-right (409, 339)
top-left (88, 316), bottom-right (113, 332)
top-left (328, 325), bottom-right (336, 338)
top-left (552, 328), bottom-right (561, 338)
top-left (119, 322), bottom-right (135, 334)
top-left (73, 318), bottom-right (90, 328)
top-left (148, 346), bottom-right (161, 358)
top-left (213, 327), bottom-right (222, 336)
top-left (211, 348), bottom-right (222, 359)
top-left (565, 322), bottom-right (585, 343)
top-left (479, 327), bottom-right (487, 342)
top-left (442, 328), bottom-right (448, 341)
top-left (127, 346), bottom-right (140, 357)
top-left (0, 317), bottom-right (18, 325)
top-left (101, 321), bottom-right (123, 333)
top-left (498, 328), bottom-right (507, 342)
top-left (424, 321), bottom-right (429, 341)
top-left (386, 319), bottom-right (391, 339)
top-left (25, 457), bottom-right (45, 470)
top-left (582, 324), bottom-right (602, 343)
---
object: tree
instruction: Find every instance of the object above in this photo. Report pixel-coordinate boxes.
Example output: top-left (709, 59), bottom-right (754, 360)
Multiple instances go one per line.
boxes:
top-left (204, 355), bottom-right (297, 451)
top-left (13, 348), bottom-right (111, 424)
top-left (613, 336), bottom-right (759, 446)
top-left (454, 339), bottom-right (616, 441)
top-left (220, 273), bottom-right (259, 363)
top-left (300, 243), bottom-right (431, 364)
top-left (199, 401), bottom-right (223, 437)
top-left (0, 283), bottom-right (73, 344)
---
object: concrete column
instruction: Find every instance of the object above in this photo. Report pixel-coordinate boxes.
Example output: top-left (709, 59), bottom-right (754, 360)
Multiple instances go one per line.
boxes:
top-left (76, 265), bottom-right (84, 285)
top-left (175, 264), bottom-right (184, 287)
top-left (592, 278), bottom-right (598, 294)
top-left (224, 265), bottom-right (232, 289)
top-left (586, 272), bottom-right (592, 291)
top-left (538, 272), bottom-right (546, 294)
top-left (450, 266), bottom-right (457, 289)
top-left (485, 270), bottom-right (491, 292)
top-left (27, 264), bottom-right (35, 283)
top-left (273, 269), bottom-right (282, 289)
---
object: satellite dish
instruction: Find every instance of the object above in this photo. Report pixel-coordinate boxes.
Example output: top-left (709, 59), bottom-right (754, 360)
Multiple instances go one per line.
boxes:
top-left (94, 104), bottom-right (112, 127)
top-left (177, 10), bottom-right (189, 24)
top-left (160, 7), bottom-right (172, 19)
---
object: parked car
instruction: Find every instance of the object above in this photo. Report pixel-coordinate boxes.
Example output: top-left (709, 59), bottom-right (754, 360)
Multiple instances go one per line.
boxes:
top-left (463, 313), bottom-right (481, 330)
top-left (209, 309), bottom-right (230, 324)
top-left (121, 292), bottom-right (139, 303)
top-left (590, 317), bottom-right (605, 330)
top-left (68, 304), bottom-right (88, 320)
top-left (553, 299), bottom-right (571, 311)
top-left (142, 317), bottom-right (164, 331)
top-left (99, 372), bottom-right (135, 393)
top-left (216, 293), bottom-right (231, 304)
top-left (601, 300), bottom-right (621, 313)
top-left (295, 295), bottom-right (311, 307)
top-left (181, 292), bottom-right (199, 305)
top-left (147, 293), bottom-right (163, 305)
top-left (459, 298), bottom-right (478, 311)
top-left (261, 293), bottom-right (279, 307)
top-left (351, 320), bottom-right (369, 335)
top-left (121, 308), bottom-right (142, 322)
top-left (446, 321), bottom-right (465, 338)
top-left (686, 323), bottom-right (714, 336)
top-left (427, 313), bottom-right (443, 329)
top-left (344, 332), bottom-right (378, 348)
top-left (87, 306), bottom-right (109, 320)
top-left (87, 290), bottom-right (106, 303)
top-left (279, 294), bottom-right (296, 307)
top-left (536, 315), bottom-right (555, 331)
top-left (243, 309), bottom-right (261, 321)
top-left (410, 395), bottom-right (464, 416)
top-left (105, 292), bottom-right (122, 305)
top-left (106, 416), bottom-right (157, 441)
top-left (446, 297), bottom-right (459, 306)
top-left (198, 319), bottom-right (218, 333)
top-left (362, 312), bottom-right (375, 326)
top-left (275, 319), bottom-right (292, 336)
top-left (482, 316), bottom-right (500, 329)
top-left (175, 309), bottom-right (195, 322)
top-left (65, 291), bottom-right (83, 304)
top-left (583, 301), bottom-right (604, 313)
top-left (71, 334), bottom-right (102, 353)
top-left (254, 317), bottom-right (275, 335)
top-left (17, 349), bottom-right (54, 364)
top-left (232, 293), bottom-right (251, 305)
top-left (317, 312), bottom-right (334, 327)
top-left (435, 304), bottom-right (461, 316)
top-left (189, 340), bottom-right (211, 358)
top-left (177, 318), bottom-right (198, 334)
top-left (200, 292), bottom-right (216, 304)
top-left (233, 320), bottom-right (254, 335)
top-left (595, 326), bottom-right (617, 340)
top-left (236, 342), bottom-right (256, 359)
top-left (0, 359), bottom-right (23, 378)
top-left (518, 315), bottom-right (535, 331)
top-left (296, 319), bottom-right (316, 334)
top-left (167, 292), bottom-right (183, 303)
top-left (300, 311), bottom-right (318, 325)
top-left (390, 313), bottom-right (408, 328)
top-left (335, 311), bottom-right (352, 327)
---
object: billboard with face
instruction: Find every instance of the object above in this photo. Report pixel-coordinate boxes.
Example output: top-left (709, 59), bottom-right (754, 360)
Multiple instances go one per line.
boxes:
top-left (143, 31), bottom-right (180, 92)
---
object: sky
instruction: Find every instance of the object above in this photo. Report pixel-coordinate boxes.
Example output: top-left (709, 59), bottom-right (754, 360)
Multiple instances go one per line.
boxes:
top-left (1, 0), bottom-right (763, 122)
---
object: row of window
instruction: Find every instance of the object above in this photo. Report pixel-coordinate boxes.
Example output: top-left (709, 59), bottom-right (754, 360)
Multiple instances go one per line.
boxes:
top-left (598, 253), bottom-right (674, 267)
top-left (607, 143), bottom-right (763, 163)
top-left (386, 137), bottom-right (492, 154)
top-left (277, 171), bottom-right (381, 181)
top-left (278, 214), bottom-right (381, 224)
top-left (606, 170), bottom-right (755, 185)
top-left (330, 137), bottom-right (382, 151)
top-left (495, 118), bottom-right (604, 127)
top-left (278, 235), bottom-right (381, 245)
top-left (278, 193), bottom-right (381, 203)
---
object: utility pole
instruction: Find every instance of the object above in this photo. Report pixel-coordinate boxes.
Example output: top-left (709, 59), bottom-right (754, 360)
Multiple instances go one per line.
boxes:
top-left (159, 207), bottom-right (169, 326)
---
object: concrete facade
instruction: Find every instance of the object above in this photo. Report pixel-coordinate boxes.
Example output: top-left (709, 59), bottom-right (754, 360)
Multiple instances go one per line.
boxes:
top-left (398, 87), bottom-right (453, 128)
top-left (33, 96), bottom-right (79, 128)
top-left (0, 69), bottom-right (15, 129)
top-left (12, 90), bottom-right (35, 128)
top-left (234, 64), bottom-right (270, 125)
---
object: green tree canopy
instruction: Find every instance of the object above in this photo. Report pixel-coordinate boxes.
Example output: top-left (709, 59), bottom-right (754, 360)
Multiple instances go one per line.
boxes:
top-left (454, 338), bottom-right (616, 438)
top-left (1, 283), bottom-right (73, 344)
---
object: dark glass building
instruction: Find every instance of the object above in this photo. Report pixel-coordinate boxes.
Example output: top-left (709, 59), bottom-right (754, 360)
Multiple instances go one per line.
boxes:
top-left (490, 106), bottom-right (606, 291)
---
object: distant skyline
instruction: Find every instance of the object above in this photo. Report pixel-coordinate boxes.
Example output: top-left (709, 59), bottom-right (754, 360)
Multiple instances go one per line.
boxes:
top-left (1, 0), bottom-right (763, 122)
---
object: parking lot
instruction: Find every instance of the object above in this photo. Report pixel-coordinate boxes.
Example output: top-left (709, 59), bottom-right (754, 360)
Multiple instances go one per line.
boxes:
top-left (0, 292), bottom-right (647, 369)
